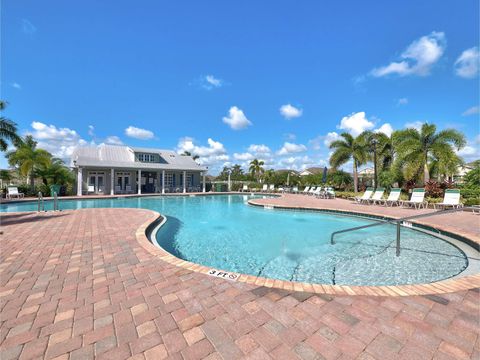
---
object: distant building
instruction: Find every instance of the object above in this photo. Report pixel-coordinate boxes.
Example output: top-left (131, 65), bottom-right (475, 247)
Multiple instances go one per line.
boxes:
top-left (453, 161), bottom-right (478, 183)
top-left (299, 167), bottom-right (325, 176)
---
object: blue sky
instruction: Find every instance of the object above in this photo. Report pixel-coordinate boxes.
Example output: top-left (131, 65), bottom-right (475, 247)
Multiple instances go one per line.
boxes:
top-left (2, 0), bottom-right (479, 174)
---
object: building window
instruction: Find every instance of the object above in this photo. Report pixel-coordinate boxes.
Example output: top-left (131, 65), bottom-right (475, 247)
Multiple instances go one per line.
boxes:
top-left (165, 173), bottom-right (174, 187)
top-left (138, 153), bottom-right (156, 162)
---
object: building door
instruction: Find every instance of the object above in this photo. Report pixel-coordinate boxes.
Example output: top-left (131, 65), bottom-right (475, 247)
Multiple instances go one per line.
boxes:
top-left (116, 173), bottom-right (130, 192)
top-left (88, 172), bottom-right (105, 194)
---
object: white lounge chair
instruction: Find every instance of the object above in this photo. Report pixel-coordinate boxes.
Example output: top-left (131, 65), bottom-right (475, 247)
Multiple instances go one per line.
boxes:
top-left (378, 188), bottom-right (401, 206)
top-left (269, 184), bottom-right (275, 193)
top-left (302, 186), bottom-right (310, 194)
top-left (6, 186), bottom-right (24, 199)
top-left (352, 188), bottom-right (373, 204)
top-left (368, 188), bottom-right (385, 204)
top-left (402, 188), bottom-right (428, 209)
top-left (241, 184), bottom-right (248, 192)
top-left (325, 187), bottom-right (336, 199)
top-left (87, 185), bottom-right (95, 193)
top-left (261, 184), bottom-right (268, 192)
top-left (313, 187), bottom-right (322, 197)
top-left (434, 189), bottom-right (463, 209)
top-left (292, 186), bottom-right (299, 194)
top-left (308, 186), bottom-right (317, 195)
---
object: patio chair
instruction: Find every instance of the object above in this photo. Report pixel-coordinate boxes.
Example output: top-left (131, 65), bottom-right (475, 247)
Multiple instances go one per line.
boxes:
top-left (434, 189), bottom-right (463, 209)
top-left (125, 185), bottom-right (133, 194)
top-left (308, 186), bottom-right (317, 195)
top-left (402, 188), bottom-right (428, 209)
top-left (262, 184), bottom-right (268, 192)
top-left (325, 187), bottom-right (336, 199)
top-left (269, 184), bottom-right (275, 193)
top-left (313, 187), bottom-right (322, 197)
top-left (6, 186), bottom-right (24, 199)
top-left (114, 185), bottom-right (122, 194)
top-left (378, 188), bottom-right (401, 206)
top-left (87, 185), bottom-right (95, 193)
top-left (292, 186), bottom-right (299, 194)
top-left (302, 186), bottom-right (310, 194)
top-left (352, 188), bottom-right (373, 204)
top-left (242, 184), bottom-right (248, 192)
top-left (368, 188), bottom-right (385, 205)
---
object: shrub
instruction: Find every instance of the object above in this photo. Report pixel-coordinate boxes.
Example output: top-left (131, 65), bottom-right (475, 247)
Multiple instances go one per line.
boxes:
top-left (424, 181), bottom-right (443, 198)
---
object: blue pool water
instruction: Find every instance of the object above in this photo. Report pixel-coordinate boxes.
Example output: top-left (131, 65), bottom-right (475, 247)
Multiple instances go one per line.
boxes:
top-left (1, 194), bottom-right (468, 285)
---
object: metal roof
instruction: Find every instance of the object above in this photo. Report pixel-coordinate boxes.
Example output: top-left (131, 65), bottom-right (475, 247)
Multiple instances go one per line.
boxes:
top-left (71, 144), bottom-right (207, 171)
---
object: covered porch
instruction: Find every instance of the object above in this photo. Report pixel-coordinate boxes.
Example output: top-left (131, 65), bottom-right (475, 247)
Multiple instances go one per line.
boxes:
top-left (76, 168), bottom-right (207, 196)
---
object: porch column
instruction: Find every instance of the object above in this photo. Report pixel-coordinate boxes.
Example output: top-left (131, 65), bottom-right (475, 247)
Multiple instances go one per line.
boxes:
top-left (162, 170), bottom-right (165, 194)
top-left (77, 168), bottom-right (83, 196)
top-left (183, 170), bottom-right (187, 193)
top-left (138, 169), bottom-right (142, 194)
top-left (156, 171), bottom-right (160, 193)
top-left (202, 172), bottom-right (206, 193)
top-left (110, 168), bottom-right (114, 195)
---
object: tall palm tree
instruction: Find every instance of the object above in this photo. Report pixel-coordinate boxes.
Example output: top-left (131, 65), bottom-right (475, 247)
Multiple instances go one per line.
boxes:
top-left (182, 151), bottom-right (199, 161)
top-left (394, 123), bottom-right (466, 184)
top-left (249, 159), bottom-right (264, 181)
top-left (329, 133), bottom-right (368, 193)
top-left (6, 135), bottom-right (52, 190)
top-left (0, 100), bottom-right (21, 151)
top-left (35, 157), bottom-right (74, 186)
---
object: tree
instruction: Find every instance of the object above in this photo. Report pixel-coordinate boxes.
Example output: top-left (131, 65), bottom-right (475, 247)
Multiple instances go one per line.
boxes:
top-left (230, 164), bottom-right (244, 180)
top-left (329, 133), bottom-right (368, 193)
top-left (0, 169), bottom-right (12, 184)
top-left (0, 101), bottom-right (21, 151)
top-left (181, 151), bottom-right (199, 161)
top-left (249, 159), bottom-right (264, 181)
top-left (6, 135), bottom-right (52, 190)
top-left (394, 123), bottom-right (466, 184)
top-left (263, 169), bottom-right (275, 183)
top-left (327, 169), bottom-right (353, 191)
top-left (34, 158), bottom-right (74, 186)
top-left (216, 166), bottom-right (231, 181)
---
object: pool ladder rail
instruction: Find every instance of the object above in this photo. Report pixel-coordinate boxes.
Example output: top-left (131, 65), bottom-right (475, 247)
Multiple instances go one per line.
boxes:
top-left (330, 206), bottom-right (478, 257)
top-left (37, 192), bottom-right (60, 212)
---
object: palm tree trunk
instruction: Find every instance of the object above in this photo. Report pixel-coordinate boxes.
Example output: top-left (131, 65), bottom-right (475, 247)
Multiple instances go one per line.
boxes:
top-left (29, 173), bottom-right (35, 191)
top-left (424, 154), bottom-right (430, 184)
top-left (353, 160), bottom-right (358, 193)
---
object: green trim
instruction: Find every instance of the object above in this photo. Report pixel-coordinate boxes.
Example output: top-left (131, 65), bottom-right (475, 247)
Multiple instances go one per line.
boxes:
top-left (413, 188), bottom-right (425, 193)
top-left (446, 189), bottom-right (460, 194)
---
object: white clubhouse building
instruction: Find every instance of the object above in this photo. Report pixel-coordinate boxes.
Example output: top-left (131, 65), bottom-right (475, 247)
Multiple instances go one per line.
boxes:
top-left (71, 144), bottom-right (208, 196)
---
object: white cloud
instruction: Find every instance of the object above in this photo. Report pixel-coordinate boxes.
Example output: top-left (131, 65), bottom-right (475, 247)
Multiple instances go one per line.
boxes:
top-left (338, 112), bottom-right (374, 136)
top-left (233, 152), bottom-right (254, 161)
top-left (199, 75), bottom-right (224, 90)
top-left (125, 126), bottom-right (154, 140)
top-left (462, 106), bottom-right (479, 116)
top-left (457, 139), bottom-right (480, 162)
top-left (88, 125), bottom-right (95, 137)
top-left (104, 136), bottom-right (123, 145)
top-left (375, 123), bottom-right (394, 137)
top-left (279, 104), bottom-right (303, 119)
top-left (454, 47), bottom-right (479, 79)
top-left (277, 142), bottom-right (307, 155)
top-left (397, 98), bottom-right (408, 106)
top-left (176, 137), bottom-right (229, 172)
top-left (310, 132), bottom-right (341, 150)
top-left (222, 106), bottom-right (252, 130)
top-left (29, 122), bottom-right (87, 159)
top-left (11, 82), bottom-right (21, 90)
top-left (405, 121), bottom-right (424, 130)
top-left (371, 31), bottom-right (446, 77)
top-left (247, 144), bottom-right (271, 154)
top-left (284, 133), bottom-right (297, 141)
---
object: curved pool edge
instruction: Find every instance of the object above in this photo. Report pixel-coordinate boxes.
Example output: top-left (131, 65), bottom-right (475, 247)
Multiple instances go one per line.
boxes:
top-left (134, 208), bottom-right (480, 297)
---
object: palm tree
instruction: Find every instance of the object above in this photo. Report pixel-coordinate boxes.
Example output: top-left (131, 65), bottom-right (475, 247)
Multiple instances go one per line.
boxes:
top-left (182, 151), bottom-right (199, 161)
top-left (0, 101), bottom-right (21, 151)
top-left (35, 158), bottom-right (74, 186)
top-left (6, 135), bottom-right (52, 190)
top-left (394, 123), bottom-right (466, 184)
top-left (249, 159), bottom-right (264, 181)
top-left (329, 133), bottom-right (368, 193)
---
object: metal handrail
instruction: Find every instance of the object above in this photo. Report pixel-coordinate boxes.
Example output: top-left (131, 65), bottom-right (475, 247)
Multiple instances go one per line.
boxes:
top-left (53, 192), bottom-right (58, 211)
top-left (330, 206), bottom-right (476, 256)
top-left (37, 192), bottom-right (44, 212)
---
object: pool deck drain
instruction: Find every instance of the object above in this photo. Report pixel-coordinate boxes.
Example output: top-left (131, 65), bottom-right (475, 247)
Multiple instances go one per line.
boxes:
top-left (1, 206), bottom-right (479, 359)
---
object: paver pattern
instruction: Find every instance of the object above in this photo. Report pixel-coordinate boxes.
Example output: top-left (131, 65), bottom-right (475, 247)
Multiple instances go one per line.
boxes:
top-left (1, 207), bottom-right (479, 359)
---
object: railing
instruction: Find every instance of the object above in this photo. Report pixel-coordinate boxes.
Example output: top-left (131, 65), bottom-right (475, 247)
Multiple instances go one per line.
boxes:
top-left (53, 192), bottom-right (59, 211)
top-left (37, 192), bottom-right (44, 212)
top-left (330, 206), bottom-right (476, 256)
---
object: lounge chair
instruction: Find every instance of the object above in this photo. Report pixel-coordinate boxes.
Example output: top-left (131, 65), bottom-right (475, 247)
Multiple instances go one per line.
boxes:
top-left (241, 184), bottom-right (248, 192)
top-left (352, 188), bottom-right (373, 204)
top-left (6, 186), bottom-right (24, 199)
top-left (434, 189), bottom-right (463, 209)
top-left (313, 187), bottom-right (322, 197)
top-left (87, 185), bottom-right (95, 194)
top-left (302, 186), bottom-right (310, 194)
top-left (368, 187), bottom-right (385, 205)
top-left (378, 188), bottom-right (401, 206)
top-left (325, 187), bottom-right (336, 199)
top-left (402, 188), bottom-right (428, 209)
top-left (278, 187), bottom-right (285, 193)
top-left (308, 186), bottom-right (317, 195)
top-left (269, 184), bottom-right (275, 193)
top-left (292, 186), bottom-right (299, 194)
top-left (262, 184), bottom-right (268, 192)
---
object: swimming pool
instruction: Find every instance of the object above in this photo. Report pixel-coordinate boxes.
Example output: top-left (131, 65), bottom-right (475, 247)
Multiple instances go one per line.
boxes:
top-left (1, 194), bottom-right (473, 286)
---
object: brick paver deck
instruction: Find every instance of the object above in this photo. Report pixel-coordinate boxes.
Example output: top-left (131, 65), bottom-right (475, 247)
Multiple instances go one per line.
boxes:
top-left (1, 207), bottom-right (479, 359)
